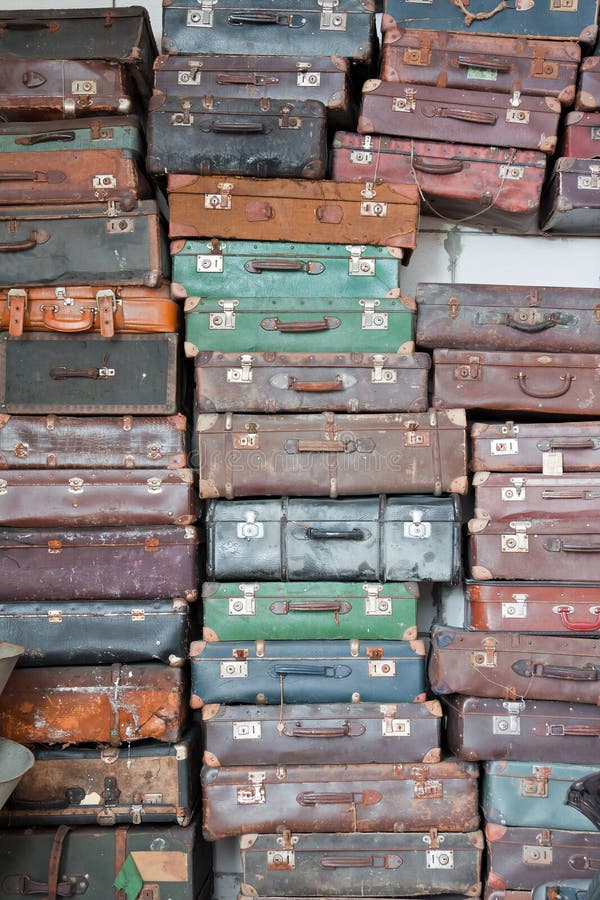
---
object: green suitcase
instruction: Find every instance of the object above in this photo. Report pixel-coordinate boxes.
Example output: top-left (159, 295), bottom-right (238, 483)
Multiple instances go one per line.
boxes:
top-left (0, 117), bottom-right (144, 157)
top-left (202, 581), bottom-right (419, 641)
top-left (171, 240), bottom-right (402, 300)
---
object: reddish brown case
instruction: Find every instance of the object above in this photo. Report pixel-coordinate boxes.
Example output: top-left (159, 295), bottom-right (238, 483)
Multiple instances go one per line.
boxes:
top-left (466, 580), bottom-right (600, 634)
top-left (540, 157), bottom-right (600, 235)
top-left (561, 111), bottom-right (600, 158)
top-left (577, 55), bottom-right (600, 111)
top-left (472, 471), bottom-right (600, 524)
top-left (470, 420), bottom-right (600, 473)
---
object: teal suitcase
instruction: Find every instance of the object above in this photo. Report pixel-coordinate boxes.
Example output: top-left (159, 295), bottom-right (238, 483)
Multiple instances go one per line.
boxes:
top-left (0, 116), bottom-right (145, 157)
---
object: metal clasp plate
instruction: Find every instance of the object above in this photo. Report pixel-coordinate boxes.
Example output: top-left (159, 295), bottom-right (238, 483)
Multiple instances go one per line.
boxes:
top-left (267, 849), bottom-right (295, 870)
top-left (426, 850), bottom-right (454, 869)
top-left (318, 0), bottom-right (347, 31)
top-left (228, 584), bottom-right (257, 616)
top-left (220, 660), bottom-right (248, 678)
top-left (523, 844), bottom-right (553, 864)
top-left (237, 511), bottom-right (264, 541)
top-left (368, 660), bottom-right (397, 677)
top-left (187, 0), bottom-right (216, 28)
top-left (179, 62), bottom-right (202, 85)
top-left (392, 89), bottom-right (417, 113)
top-left (550, 0), bottom-right (578, 9)
top-left (470, 637), bottom-right (498, 668)
top-left (196, 252), bottom-right (223, 273)
top-left (404, 509), bottom-right (431, 540)
top-left (297, 71), bottom-right (321, 86)
top-left (347, 245), bottom-right (375, 276)
top-left (364, 584), bottom-right (392, 616)
top-left (578, 167), bottom-right (600, 190)
top-left (502, 478), bottom-right (525, 501)
top-left (520, 766), bottom-right (550, 798)
top-left (205, 182), bottom-right (233, 209)
top-left (350, 149), bottom-right (373, 165)
top-left (493, 713), bottom-right (521, 735)
top-left (71, 80), bottom-right (96, 95)
top-left (233, 721), bottom-right (262, 740)
top-left (209, 299), bottom-right (238, 330)
top-left (502, 593), bottom-right (528, 618)
top-left (491, 438), bottom-right (519, 455)
top-left (237, 772), bottom-right (266, 805)
top-left (172, 100), bottom-right (194, 126)
top-left (371, 354), bottom-right (397, 384)
top-left (502, 520), bottom-right (531, 552)
top-left (93, 175), bottom-right (117, 189)
top-left (227, 354), bottom-right (254, 383)
top-left (382, 716), bottom-right (410, 736)
top-left (506, 108), bottom-right (530, 124)
top-left (499, 164), bottom-right (525, 180)
top-left (360, 299), bottom-right (388, 330)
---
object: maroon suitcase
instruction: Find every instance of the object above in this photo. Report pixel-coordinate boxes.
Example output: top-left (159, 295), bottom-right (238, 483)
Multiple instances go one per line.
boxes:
top-left (466, 580), bottom-right (600, 634)
top-left (429, 626), bottom-right (600, 704)
top-left (576, 55), bottom-right (600, 111)
top-left (540, 157), bottom-right (600, 234)
top-left (381, 29), bottom-right (579, 106)
top-left (561, 112), bottom-right (600, 158)
top-left (470, 420), bottom-right (600, 474)
top-left (472, 471), bottom-right (600, 524)
top-left (358, 80), bottom-right (561, 154)
top-left (330, 132), bottom-right (546, 234)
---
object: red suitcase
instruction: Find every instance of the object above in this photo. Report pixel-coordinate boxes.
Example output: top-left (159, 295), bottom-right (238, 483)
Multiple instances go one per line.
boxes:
top-left (561, 112), bottom-right (600, 158)
top-left (465, 580), bottom-right (600, 634)
top-left (470, 420), bottom-right (600, 474)
top-left (472, 471), bottom-right (600, 524)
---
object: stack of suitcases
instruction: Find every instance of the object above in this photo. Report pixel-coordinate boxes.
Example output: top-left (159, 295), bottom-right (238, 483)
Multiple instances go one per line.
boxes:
top-left (0, 1), bottom-right (600, 900)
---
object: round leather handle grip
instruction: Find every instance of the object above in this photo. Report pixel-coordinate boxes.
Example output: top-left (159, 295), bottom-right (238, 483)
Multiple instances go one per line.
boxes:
top-left (553, 605), bottom-right (600, 632)
top-left (457, 54), bottom-right (511, 72)
top-left (505, 316), bottom-right (559, 333)
top-left (515, 372), bottom-right (575, 399)
top-left (290, 378), bottom-right (344, 392)
top-left (227, 11), bottom-right (306, 26)
top-left (0, 230), bottom-right (41, 253)
top-left (306, 528), bottom-right (367, 541)
top-left (412, 157), bottom-right (464, 175)
top-left (42, 306), bottom-right (95, 332)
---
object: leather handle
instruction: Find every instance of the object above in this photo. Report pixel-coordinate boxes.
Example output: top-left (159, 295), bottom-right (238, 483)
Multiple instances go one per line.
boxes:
top-left (505, 316), bottom-right (559, 333)
top-left (542, 490), bottom-right (600, 500)
top-left (49, 365), bottom-right (112, 380)
top-left (16, 131), bottom-right (75, 145)
top-left (270, 600), bottom-right (351, 614)
top-left (319, 855), bottom-right (402, 869)
top-left (0, 230), bottom-right (42, 253)
top-left (547, 438), bottom-right (597, 451)
top-left (431, 105), bottom-right (497, 125)
top-left (245, 258), bottom-right (321, 273)
top-left (547, 723), bottom-right (600, 736)
top-left (210, 121), bottom-right (266, 133)
top-left (515, 372), bottom-right (574, 399)
top-left (412, 157), bottom-right (464, 175)
top-left (296, 440), bottom-right (352, 453)
top-left (48, 825), bottom-right (70, 900)
top-left (569, 854), bottom-right (600, 871)
top-left (306, 527), bottom-right (366, 541)
top-left (271, 663), bottom-right (351, 677)
top-left (42, 306), bottom-right (95, 333)
top-left (290, 378), bottom-right (344, 392)
top-left (1, 18), bottom-right (54, 29)
top-left (553, 605), bottom-right (600, 632)
top-left (512, 659), bottom-right (599, 681)
top-left (1, 875), bottom-right (79, 896)
top-left (0, 170), bottom-right (49, 182)
top-left (296, 791), bottom-right (372, 806)
top-left (457, 54), bottom-right (511, 72)
top-left (546, 539), bottom-right (600, 553)
top-left (271, 317), bottom-right (334, 333)
top-left (227, 11), bottom-right (306, 26)
top-left (216, 73), bottom-right (279, 85)
top-left (282, 722), bottom-right (360, 738)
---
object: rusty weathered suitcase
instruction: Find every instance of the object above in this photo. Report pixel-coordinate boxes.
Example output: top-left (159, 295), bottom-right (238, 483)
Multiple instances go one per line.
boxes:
top-left (416, 283), bottom-right (600, 353)
top-left (380, 30), bottom-right (579, 105)
top-left (0, 414), bottom-right (188, 469)
top-left (358, 81), bottom-right (561, 154)
top-left (202, 760), bottom-right (479, 839)
top-left (0, 664), bottom-right (186, 746)
top-left (196, 410), bottom-right (467, 499)
top-left (541, 158), bottom-right (600, 234)
top-left (577, 54), bottom-right (600, 112)
top-left (444, 694), bottom-right (600, 765)
top-left (330, 132), bottom-right (547, 234)
top-left (433, 350), bottom-right (600, 416)
top-left (472, 471), bottom-right (600, 524)
top-left (167, 175), bottom-right (419, 253)
top-left (470, 420), bottom-right (600, 474)
top-left (202, 701), bottom-right (442, 767)
top-left (465, 580), bottom-right (600, 634)
top-left (562, 112), bottom-right (600, 158)
top-left (0, 525), bottom-right (199, 602)
top-left (429, 626), bottom-right (600, 705)
top-left (194, 351), bottom-right (429, 414)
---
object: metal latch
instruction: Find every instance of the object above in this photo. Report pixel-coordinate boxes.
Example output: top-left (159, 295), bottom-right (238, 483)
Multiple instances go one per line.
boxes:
top-left (220, 659), bottom-right (248, 678)
top-left (520, 766), bottom-right (551, 798)
top-left (279, 104), bottom-right (301, 129)
top-left (71, 80), bottom-right (96, 95)
top-left (470, 637), bottom-right (498, 668)
top-left (506, 92), bottom-right (530, 124)
top-left (297, 70), bottom-right (321, 87)
top-left (523, 844), bottom-right (553, 865)
top-left (502, 478), bottom-right (525, 501)
top-left (196, 252), bottom-right (223, 273)
top-left (499, 164), bottom-right (525, 180)
top-left (209, 299), bottom-right (238, 330)
top-left (0, 479), bottom-right (6, 495)
top-left (227, 354), bottom-right (254, 383)
top-left (146, 477), bottom-right (162, 494)
top-left (404, 509), bottom-right (431, 540)
top-left (93, 175), bottom-right (117, 189)
top-left (364, 584), bottom-right (392, 615)
top-left (501, 520), bottom-right (531, 552)
top-left (106, 218), bottom-right (133, 234)
top-left (371, 354), bottom-right (397, 384)
top-left (318, 0), bottom-right (347, 31)
top-left (550, 0), bottom-right (578, 9)
top-left (493, 708), bottom-right (521, 735)
top-left (186, 0), bottom-right (216, 28)
top-left (360, 299), bottom-right (388, 330)
top-left (237, 511), bottom-right (264, 541)
top-left (349, 136), bottom-right (373, 166)
top-left (360, 183), bottom-right (388, 217)
top-left (392, 89), bottom-right (417, 113)
top-left (172, 100), bottom-right (194, 126)
top-left (454, 357), bottom-right (480, 380)
top-left (502, 593), bottom-right (528, 618)
top-left (233, 721), bottom-right (262, 740)
top-left (578, 166), bottom-right (600, 190)
top-left (382, 716), bottom-right (410, 736)
top-left (237, 772), bottom-right (266, 805)
top-left (48, 609), bottom-right (62, 623)
top-left (68, 477), bottom-right (84, 494)
top-left (205, 182), bottom-right (233, 209)
top-left (426, 849), bottom-right (454, 869)
top-left (347, 245), bottom-right (375, 276)
top-left (228, 584), bottom-right (258, 616)
top-left (368, 660), bottom-right (397, 677)
top-left (267, 849), bottom-right (295, 870)
top-left (491, 438), bottom-right (519, 455)
top-left (179, 62), bottom-right (202, 85)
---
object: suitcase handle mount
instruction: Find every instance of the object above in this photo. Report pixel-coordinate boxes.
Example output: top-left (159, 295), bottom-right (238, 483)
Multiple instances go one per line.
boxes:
top-left (226, 12), bottom-right (307, 27)
top-left (512, 659), bottom-right (599, 681)
top-left (244, 258), bottom-right (324, 274)
top-left (552, 605), bottom-right (600, 632)
top-left (0, 230), bottom-right (47, 253)
top-left (515, 372), bottom-right (575, 399)
top-left (305, 527), bottom-right (367, 541)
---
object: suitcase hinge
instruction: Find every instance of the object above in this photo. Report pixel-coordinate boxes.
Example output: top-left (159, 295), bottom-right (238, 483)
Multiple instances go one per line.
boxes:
top-left (0, 478), bottom-right (6, 496)
top-left (360, 299), bottom-right (388, 330)
top-left (227, 354), bottom-right (254, 383)
top-left (382, 715), bottom-right (410, 736)
top-left (502, 477), bottom-right (525, 501)
top-left (470, 636), bottom-right (498, 669)
top-left (131, 609), bottom-right (145, 621)
top-left (364, 583), bottom-right (393, 615)
top-left (237, 771), bottom-right (266, 805)
top-left (205, 182), bottom-right (233, 209)
top-left (392, 89), bottom-right (417, 113)
top-left (371, 354), bottom-right (397, 384)
top-left (237, 510), bottom-right (264, 540)
top-left (454, 356), bottom-right (480, 380)
top-left (501, 520), bottom-right (531, 552)
top-left (233, 720), bottom-right (262, 739)
top-left (591, 127), bottom-right (600, 141)
top-left (47, 608), bottom-right (62, 623)
top-left (360, 183), bottom-right (388, 218)
top-left (502, 593), bottom-right (528, 619)
top-left (520, 766), bottom-right (551, 799)
top-left (209, 299), bottom-right (238, 329)
top-left (187, 0), bottom-right (217, 28)
top-left (318, 0), bottom-right (347, 31)
top-left (404, 508), bottom-right (431, 540)
top-left (347, 245), bottom-right (375, 276)
top-left (578, 165), bottom-right (600, 190)
top-left (228, 583), bottom-right (258, 616)
top-left (550, 0), bottom-right (578, 9)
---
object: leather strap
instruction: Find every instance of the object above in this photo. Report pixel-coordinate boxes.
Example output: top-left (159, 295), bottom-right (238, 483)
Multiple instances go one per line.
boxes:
top-left (97, 292), bottom-right (115, 338)
top-left (8, 292), bottom-right (26, 337)
top-left (48, 825), bottom-right (70, 900)
top-left (114, 826), bottom-right (129, 900)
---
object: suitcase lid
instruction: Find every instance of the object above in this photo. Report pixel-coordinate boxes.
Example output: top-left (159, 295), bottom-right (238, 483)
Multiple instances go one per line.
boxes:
top-left (552, 156), bottom-right (600, 175)
top-left (166, 0), bottom-right (374, 13)
top-left (361, 78), bottom-right (563, 114)
top-left (0, 117), bottom-right (145, 155)
top-left (5, 662), bottom-right (184, 691)
top-left (196, 410), bottom-right (464, 436)
top-left (205, 495), bottom-right (461, 524)
top-left (190, 638), bottom-right (426, 660)
top-left (0, 282), bottom-right (172, 304)
top-left (202, 581), bottom-right (420, 600)
top-left (383, 27), bottom-right (581, 64)
top-left (149, 92), bottom-right (327, 120)
top-left (432, 625), bottom-right (600, 659)
top-left (240, 830), bottom-right (484, 851)
top-left (469, 514), bottom-right (600, 536)
top-left (0, 524), bottom-right (200, 549)
top-left (0, 468), bottom-right (194, 488)
top-left (484, 760), bottom-right (599, 780)
top-left (0, 199), bottom-right (159, 221)
top-left (172, 238), bottom-right (404, 264)
top-left (417, 282), bottom-right (599, 314)
top-left (194, 351), bottom-right (430, 371)
top-left (443, 693), bottom-right (600, 720)
top-left (202, 698), bottom-right (440, 723)
top-left (0, 598), bottom-right (189, 615)
top-left (203, 758), bottom-right (478, 785)
top-left (154, 53), bottom-right (349, 75)
top-left (435, 349), bottom-right (600, 368)
top-left (471, 420), bottom-right (600, 440)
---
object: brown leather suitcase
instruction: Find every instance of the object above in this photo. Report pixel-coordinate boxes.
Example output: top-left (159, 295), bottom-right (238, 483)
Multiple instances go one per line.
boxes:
top-left (330, 132), bottom-right (546, 234)
top-left (196, 409), bottom-right (467, 499)
top-left (429, 625), bottom-right (600, 704)
top-left (0, 469), bottom-right (197, 526)
top-left (561, 112), bottom-right (600, 158)
top-left (0, 664), bottom-right (186, 746)
top-left (0, 283), bottom-right (178, 338)
top-left (358, 80), bottom-right (561, 154)
top-left (472, 471), bottom-right (600, 524)
top-left (433, 349), bottom-right (600, 416)
top-left (381, 29), bottom-right (579, 106)
top-left (466, 580), bottom-right (600, 634)
top-left (167, 175), bottom-right (420, 254)
top-left (470, 420), bottom-right (600, 474)
top-left (540, 157), bottom-right (600, 234)
top-left (202, 760), bottom-right (479, 839)
top-left (195, 351), bottom-right (430, 414)
top-left (577, 55), bottom-right (600, 111)
top-left (416, 283), bottom-right (600, 353)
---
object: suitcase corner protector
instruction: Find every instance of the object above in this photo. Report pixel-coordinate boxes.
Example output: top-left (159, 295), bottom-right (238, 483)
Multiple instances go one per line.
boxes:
top-left (203, 750), bottom-right (221, 767)
top-left (450, 475), bottom-right (469, 495)
top-left (202, 627), bottom-right (219, 642)
top-left (471, 564), bottom-right (493, 580)
top-left (184, 341), bottom-right (200, 358)
top-left (190, 693), bottom-right (204, 709)
top-left (239, 836), bottom-right (259, 851)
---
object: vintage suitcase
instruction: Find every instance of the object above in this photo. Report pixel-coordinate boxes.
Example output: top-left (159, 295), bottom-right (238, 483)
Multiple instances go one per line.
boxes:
top-left (171, 239), bottom-right (402, 300)
top-left (429, 626), bottom-right (600, 704)
top-left (205, 495), bottom-right (462, 582)
top-left (577, 55), bottom-right (600, 111)
top-left (0, 725), bottom-right (202, 827)
top-left (153, 54), bottom-right (354, 129)
top-left (0, 664), bottom-right (186, 745)
top-left (465, 580), bottom-right (600, 633)
top-left (162, 0), bottom-right (376, 62)
top-left (0, 525), bottom-right (199, 602)
top-left (358, 81), bottom-right (561, 154)
top-left (0, 201), bottom-right (167, 288)
top-left (196, 410), bottom-right (467, 499)
top-left (147, 95), bottom-right (327, 178)
top-left (202, 700), bottom-right (442, 767)
top-left (0, 598), bottom-right (193, 668)
top-left (0, 468), bottom-right (196, 527)
top-left (470, 420), bottom-right (600, 473)
top-left (0, 820), bottom-right (212, 900)
top-left (0, 333), bottom-right (179, 415)
top-left (184, 294), bottom-right (415, 356)
top-left (0, 413), bottom-right (188, 469)
top-left (433, 349), bottom-right (600, 416)
top-left (202, 760), bottom-right (479, 839)
top-left (167, 175), bottom-right (420, 252)
top-left (380, 0), bottom-right (599, 43)
top-left (416, 283), bottom-right (600, 353)
top-left (472, 471), bottom-right (600, 524)
top-left (482, 761), bottom-right (599, 832)
top-left (0, 284), bottom-right (178, 339)
top-left (238, 896), bottom-right (476, 899)
top-left (194, 351), bottom-right (430, 414)
top-left (239, 831), bottom-right (484, 897)
top-left (561, 112), bottom-right (600, 157)
top-left (444, 694), bottom-right (600, 765)
top-left (330, 132), bottom-right (547, 234)
top-left (0, 116), bottom-right (145, 156)
top-left (202, 581), bottom-right (418, 641)
top-left (541, 158), bottom-right (600, 234)
top-left (380, 30), bottom-right (579, 105)
top-left (567, 772), bottom-right (600, 830)
top-left (190, 638), bottom-right (427, 706)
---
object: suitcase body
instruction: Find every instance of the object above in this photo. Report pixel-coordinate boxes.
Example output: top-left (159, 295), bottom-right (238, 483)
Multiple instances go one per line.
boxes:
top-left (429, 626), bottom-right (600, 704)
top-left (202, 700), bottom-right (442, 767)
top-left (433, 349), bottom-right (600, 416)
top-left (196, 410), bottom-right (467, 499)
top-left (0, 525), bottom-right (199, 602)
top-left (161, 0), bottom-right (376, 62)
top-left (0, 201), bottom-right (167, 288)
top-left (0, 414), bottom-right (188, 469)
top-left (167, 175), bottom-right (420, 252)
top-left (0, 116), bottom-right (144, 156)
top-left (577, 56), bottom-right (600, 112)
top-left (201, 581), bottom-right (419, 641)
top-left (0, 664), bottom-right (186, 745)
top-left (239, 831), bottom-right (484, 897)
top-left (202, 760), bottom-right (479, 839)
top-left (416, 283), bottom-right (600, 353)
top-left (0, 333), bottom-right (179, 415)
top-left (0, 725), bottom-right (202, 827)
top-left (444, 694), bottom-right (600, 765)
top-left (330, 132), bottom-right (546, 234)
top-left (147, 95), bottom-right (327, 178)
top-left (465, 579), bottom-right (600, 634)
top-left (0, 598), bottom-right (192, 667)
top-left (194, 351), bottom-right (429, 414)
top-left (470, 420), bottom-right (600, 473)
top-left (541, 158), bottom-right (600, 234)
top-left (562, 112), bottom-right (600, 158)
top-left (190, 638), bottom-right (427, 706)
top-left (472, 471), bottom-right (600, 524)
top-left (205, 495), bottom-right (462, 582)
top-left (358, 81), bottom-right (561, 154)
top-left (380, 30), bottom-right (579, 105)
